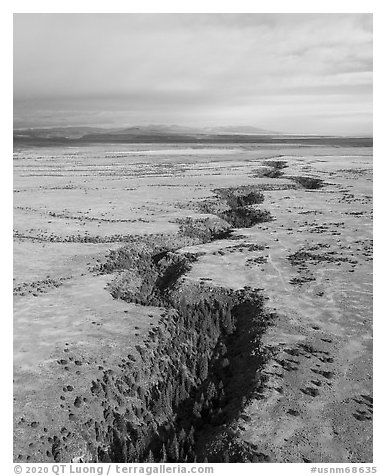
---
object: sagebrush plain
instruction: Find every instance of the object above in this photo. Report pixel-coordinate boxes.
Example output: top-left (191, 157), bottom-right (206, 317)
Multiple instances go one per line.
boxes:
top-left (14, 141), bottom-right (373, 463)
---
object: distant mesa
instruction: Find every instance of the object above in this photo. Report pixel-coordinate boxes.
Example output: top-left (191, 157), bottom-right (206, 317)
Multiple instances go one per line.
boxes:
top-left (13, 125), bottom-right (372, 148)
top-left (203, 126), bottom-right (279, 135)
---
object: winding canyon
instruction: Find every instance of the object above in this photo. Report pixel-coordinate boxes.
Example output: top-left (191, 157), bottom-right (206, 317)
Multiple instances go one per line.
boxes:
top-left (14, 143), bottom-right (372, 463)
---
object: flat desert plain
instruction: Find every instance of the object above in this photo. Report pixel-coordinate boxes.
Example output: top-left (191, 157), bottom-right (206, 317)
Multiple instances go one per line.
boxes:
top-left (13, 143), bottom-right (373, 463)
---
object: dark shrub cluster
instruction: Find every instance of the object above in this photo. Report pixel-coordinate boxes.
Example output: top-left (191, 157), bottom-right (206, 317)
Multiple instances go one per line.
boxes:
top-left (214, 188), bottom-right (265, 208)
top-left (289, 176), bottom-right (324, 189)
top-left (176, 217), bottom-right (232, 243)
top-left (264, 160), bottom-right (288, 170)
top-left (218, 208), bottom-right (273, 228)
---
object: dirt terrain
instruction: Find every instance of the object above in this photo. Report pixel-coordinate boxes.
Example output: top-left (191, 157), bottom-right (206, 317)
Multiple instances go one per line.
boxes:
top-left (13, 143), bottom-right (372, 463)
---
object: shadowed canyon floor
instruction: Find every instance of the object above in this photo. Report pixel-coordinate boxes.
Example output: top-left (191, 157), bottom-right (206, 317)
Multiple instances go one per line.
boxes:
top-left (14, 143), bottom-right (372, 463)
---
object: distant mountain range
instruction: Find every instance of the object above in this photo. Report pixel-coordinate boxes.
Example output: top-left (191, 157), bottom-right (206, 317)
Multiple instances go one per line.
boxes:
top-left (13, 125), bottom-right (372, 148)
top-left (14, 124), bottom-right (278, 138)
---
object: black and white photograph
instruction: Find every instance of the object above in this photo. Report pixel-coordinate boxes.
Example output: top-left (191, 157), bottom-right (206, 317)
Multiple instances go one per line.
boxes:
top-left (11, 9), bottom-right (375, 470)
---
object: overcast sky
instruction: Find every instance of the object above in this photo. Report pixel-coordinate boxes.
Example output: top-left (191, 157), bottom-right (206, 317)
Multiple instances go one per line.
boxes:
top-left (13, 13), bottom-right (372, 135)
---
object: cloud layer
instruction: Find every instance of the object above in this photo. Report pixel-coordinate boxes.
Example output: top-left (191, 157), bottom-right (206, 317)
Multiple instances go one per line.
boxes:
top-left (13, 13), bottom-right (372, 134)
